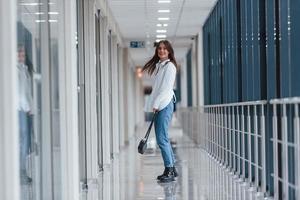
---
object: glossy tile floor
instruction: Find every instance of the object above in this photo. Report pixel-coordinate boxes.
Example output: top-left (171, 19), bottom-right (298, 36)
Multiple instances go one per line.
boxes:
top-left (80, 118), bottom-right (212, 200)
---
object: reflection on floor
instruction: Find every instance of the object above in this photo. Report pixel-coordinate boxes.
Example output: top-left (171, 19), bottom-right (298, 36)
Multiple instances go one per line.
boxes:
top-left (80, 120), bottom-right (211, 200)
top-left (20, 149), bottom-right (61, 200)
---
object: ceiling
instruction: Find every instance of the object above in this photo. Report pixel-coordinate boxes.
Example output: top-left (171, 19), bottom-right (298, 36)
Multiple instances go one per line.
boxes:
top-left (108, 0), bottom-right (217, 67)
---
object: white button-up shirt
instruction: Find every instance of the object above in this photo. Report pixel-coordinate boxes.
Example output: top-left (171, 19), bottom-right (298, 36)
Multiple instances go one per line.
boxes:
top-left (17, 63), bottom-right (32, 112)
top-left (144, 59), bottom-right (176, 112)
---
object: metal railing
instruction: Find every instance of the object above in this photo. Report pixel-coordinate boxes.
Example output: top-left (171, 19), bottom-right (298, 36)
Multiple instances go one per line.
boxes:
top-left (179, 97), bottom-right (300, 200)
top-left (270, 97), bottom-right (300, 200)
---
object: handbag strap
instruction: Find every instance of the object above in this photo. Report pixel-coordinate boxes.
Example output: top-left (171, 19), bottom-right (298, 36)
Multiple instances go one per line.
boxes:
top-left (144, 113), bottom-right (157, 140)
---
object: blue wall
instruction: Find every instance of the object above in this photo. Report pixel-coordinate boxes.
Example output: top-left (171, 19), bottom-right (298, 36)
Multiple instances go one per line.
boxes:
top-left (203, 0), bottom-right (300, 198)
top-left (203, 0), bottom-right (300, 105)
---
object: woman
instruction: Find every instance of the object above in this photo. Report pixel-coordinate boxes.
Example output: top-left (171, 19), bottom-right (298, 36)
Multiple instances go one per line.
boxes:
top-left (143, 40), bottom-right (178, 182)
top-left (17, 45), bottom-right (33, 184)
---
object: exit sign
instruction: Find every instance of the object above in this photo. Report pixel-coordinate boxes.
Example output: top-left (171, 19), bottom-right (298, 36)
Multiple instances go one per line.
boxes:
top-left (130, 41), bottom-right (145, 48)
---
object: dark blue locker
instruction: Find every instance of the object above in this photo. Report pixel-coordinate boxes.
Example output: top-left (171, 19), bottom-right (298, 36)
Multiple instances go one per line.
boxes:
top-left (252, 0), bottom-right (261, 100)
top-left (290, 1), bottom-right (300, 96)
top-left (233, 0), bottom-right (239, 102)
top-left (266, 0), bottom-right (277, 100)
top-left (265, 1), bottom-right (276, 195)
top-left (240, 0), bottom-right (247, 101)
top-left (203, 26), bottom-right (209, 105)
top-left (186, 48), bottom-right (193, 106)
top-left (246, 0), bottom-right (254, 101)
top-left (279, 0), bottom-right (290, 98)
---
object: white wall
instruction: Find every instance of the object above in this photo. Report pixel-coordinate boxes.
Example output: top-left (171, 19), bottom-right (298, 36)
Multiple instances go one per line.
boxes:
top-left (118, 47), bottom-right (125, 147)
top-left (127, 66), bottom-right (136, 139)
top-left (59, 0), bottom-right (80, 199)
top-left (0, 1), bottom-right (19, 200)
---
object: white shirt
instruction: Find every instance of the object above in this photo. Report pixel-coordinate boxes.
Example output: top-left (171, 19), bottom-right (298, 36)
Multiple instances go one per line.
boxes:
top-left (144, 59), bottom-right (176, 112)
top-left (17, 63), bottom-right (32, 112)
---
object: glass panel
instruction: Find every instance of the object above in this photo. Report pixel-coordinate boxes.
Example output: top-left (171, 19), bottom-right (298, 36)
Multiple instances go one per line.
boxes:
top-left (17, 0), bottom-right (63, 199)
top-left (48, 0), bottom-right (62, 199)
top-left (17, 1), bottom-right (42, 199)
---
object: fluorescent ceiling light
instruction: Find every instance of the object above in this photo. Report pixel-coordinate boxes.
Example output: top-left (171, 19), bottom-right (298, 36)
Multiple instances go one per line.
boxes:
top-left (156, 30), bottom-right (167, 33)
top-left (157, 24), bottom-right (162, 27)
top-left (20, 2), bottom-right (54, 6)
top-left (158, 10), bottom-right (170, 13)
top-left (158, 0), bottom-right (171, 3)
top-left (20, 3), bottom-right (43, 6)
top-left (158, 17), bottom-right (169, 21)
top-left (35, 20), bottom-right (46, 23)
top-left (156, 35), bottom-right (167, 38)
top-left (48, 12), bottom-right (59, 15)
top-left (163, 24), bottom-right (168, 27)
top-left (35, 19), bottom-right (58, 23)
top-left (33, 12), bottom-right (58, 15)
top-left (156, 39), bottom-right (161, 42)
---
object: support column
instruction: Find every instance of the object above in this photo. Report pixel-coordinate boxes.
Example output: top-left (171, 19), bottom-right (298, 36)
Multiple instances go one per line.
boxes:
top-left (0, 0), bottom-right (19, 200)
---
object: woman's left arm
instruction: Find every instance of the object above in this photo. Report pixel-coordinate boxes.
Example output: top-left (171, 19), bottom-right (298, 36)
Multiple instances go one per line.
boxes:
top-left (152, 64), bottom-right (176, 110)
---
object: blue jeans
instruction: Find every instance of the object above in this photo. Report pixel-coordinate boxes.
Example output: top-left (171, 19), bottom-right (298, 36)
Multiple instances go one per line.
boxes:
top-left (154, 100), bottom-right (175, 167)
top-left (19, 111), bottom-right (32, 173)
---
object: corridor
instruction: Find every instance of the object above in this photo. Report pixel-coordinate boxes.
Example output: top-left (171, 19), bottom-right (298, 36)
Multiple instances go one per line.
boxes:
top-left (1, 0), bottom-right (300, 199)
top-left (80, 120), bottom-right (210, 200)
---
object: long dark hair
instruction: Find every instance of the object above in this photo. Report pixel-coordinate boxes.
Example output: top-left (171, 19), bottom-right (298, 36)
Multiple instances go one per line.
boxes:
top-left (142, 40), bottom-right (178, 75)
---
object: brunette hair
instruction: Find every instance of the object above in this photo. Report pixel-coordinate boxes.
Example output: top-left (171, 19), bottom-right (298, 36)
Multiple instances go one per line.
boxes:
top-left (142, 40), bottom-right (178, 75)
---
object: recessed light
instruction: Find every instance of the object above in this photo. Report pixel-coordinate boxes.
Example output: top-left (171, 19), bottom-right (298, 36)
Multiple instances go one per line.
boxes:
top-left (20, 2), bottom-right (43, 6)
top-left (157, 24), bottom-right (162, 27)
top-left (158, 10), bottom-right (170, 13)
top-left (158, 17), bottom-right (169, 21)
top-left (156, 30), bottom-right (167, 33)
top-left (156, 35), bottom-right (167, 38)
top-left (163, 24), bottom-right (168, 27)
top-left (158, 0), bottom-right (171, 3)
top-left (35, 20), bottom-right (46, 23)
top-left (48, 12), bottom-right (59, 15)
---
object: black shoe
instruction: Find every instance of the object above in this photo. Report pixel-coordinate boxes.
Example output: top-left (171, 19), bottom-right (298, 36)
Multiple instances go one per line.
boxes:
top-left (159, 167), bottom-right (175, 183)
top-left (157, 167), bottom-right (178, 180)
top-left (157, 168), bottom-right (168, 180)
top-left (173, 167), bottom-right (178, 177)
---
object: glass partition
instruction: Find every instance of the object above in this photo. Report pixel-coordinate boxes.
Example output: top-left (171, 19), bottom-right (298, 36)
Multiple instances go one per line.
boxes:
top-left (17, 0), bottom-right (63, 199)
top-left (17, 1), bottom-right (42, 199)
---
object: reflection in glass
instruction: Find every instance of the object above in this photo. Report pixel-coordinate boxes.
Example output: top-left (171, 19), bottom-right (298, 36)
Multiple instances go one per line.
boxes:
top-left (17, 0), bottom-right (63, 199)
top-left (17, 45), bottom-right (33, 185)
top-left (17, 1), bottom-right (42, 200)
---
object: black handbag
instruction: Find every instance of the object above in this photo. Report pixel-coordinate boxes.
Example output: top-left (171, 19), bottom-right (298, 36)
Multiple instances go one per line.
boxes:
top-left (138, 113), bottom-right (156, 154)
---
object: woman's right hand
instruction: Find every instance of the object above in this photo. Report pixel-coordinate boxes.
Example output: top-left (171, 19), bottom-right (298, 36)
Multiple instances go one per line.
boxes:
top-left (153, 108), bottom-right (159, 113)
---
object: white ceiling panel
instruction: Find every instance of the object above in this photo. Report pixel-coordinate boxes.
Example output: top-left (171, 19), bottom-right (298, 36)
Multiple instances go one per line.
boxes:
top-left (108, 0), bottom-right (216, 85)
